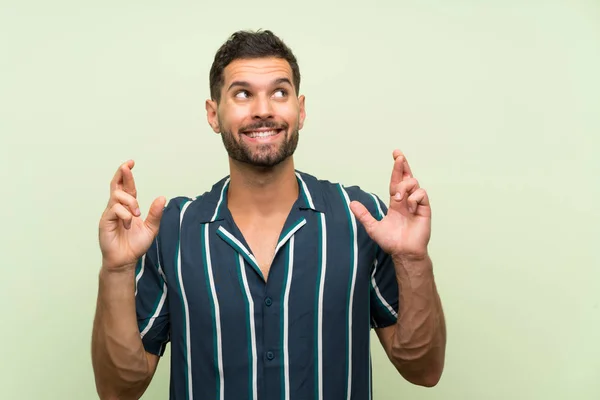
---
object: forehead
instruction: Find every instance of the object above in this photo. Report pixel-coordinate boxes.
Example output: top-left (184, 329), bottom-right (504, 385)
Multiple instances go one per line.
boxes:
top-left (223, 57), bottom-right (293, 86)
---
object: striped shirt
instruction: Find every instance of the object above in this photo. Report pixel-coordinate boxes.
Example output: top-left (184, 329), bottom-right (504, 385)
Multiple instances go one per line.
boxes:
top-left (135, 170), bottom-right (399, 400)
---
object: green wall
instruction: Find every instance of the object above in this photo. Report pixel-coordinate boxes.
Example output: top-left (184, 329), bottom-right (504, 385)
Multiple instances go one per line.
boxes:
top-left (1, 1), bottom-right (598, 398)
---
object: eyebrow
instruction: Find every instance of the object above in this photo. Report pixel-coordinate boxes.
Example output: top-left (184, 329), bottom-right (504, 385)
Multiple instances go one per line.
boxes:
top-left (227, 77), bottom-right (293, 92)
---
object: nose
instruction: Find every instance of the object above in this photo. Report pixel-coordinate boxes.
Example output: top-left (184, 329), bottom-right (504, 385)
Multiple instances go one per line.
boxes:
top-left (251, 95), bottom-right (274, 120)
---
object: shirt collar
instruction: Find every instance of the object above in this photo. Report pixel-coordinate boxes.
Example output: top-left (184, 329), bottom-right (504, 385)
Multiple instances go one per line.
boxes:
top-left (196, 170), bottom-right (325, 224)
top-left (294, 170), bottom-right (325, 213)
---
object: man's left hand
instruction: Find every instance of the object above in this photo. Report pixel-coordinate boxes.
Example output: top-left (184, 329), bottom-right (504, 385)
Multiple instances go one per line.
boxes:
top-left (350, 149), bottom-right (431, 262)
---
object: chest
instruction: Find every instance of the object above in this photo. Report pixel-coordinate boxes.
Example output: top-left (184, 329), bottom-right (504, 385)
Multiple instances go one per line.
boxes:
top-left (171, 215), bottom-right (377, 306)
top-left (236, 216), bottom-right (287, 279)
top-left (241, 219), bottom-right (285, 279)
top-left (161, 214), bottom-right (379, 400)
top-left (164, 210), bottom-right (380, 321)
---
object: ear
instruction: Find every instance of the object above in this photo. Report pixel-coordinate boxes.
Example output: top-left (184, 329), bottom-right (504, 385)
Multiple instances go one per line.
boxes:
top-left (205, 99), bottom-right (220, 133)
top-left (298, 95), bottom-right (306, 130)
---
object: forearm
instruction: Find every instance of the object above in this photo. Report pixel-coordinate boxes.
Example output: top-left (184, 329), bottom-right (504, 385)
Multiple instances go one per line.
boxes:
top-left (92, 265), bottom-right (153, 399)
top-left (389, 254), bottom-right (446, 386)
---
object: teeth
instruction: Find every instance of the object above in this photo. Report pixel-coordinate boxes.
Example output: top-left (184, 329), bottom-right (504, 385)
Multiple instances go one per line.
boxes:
top-left (246, 130), bottom-right (278, 138)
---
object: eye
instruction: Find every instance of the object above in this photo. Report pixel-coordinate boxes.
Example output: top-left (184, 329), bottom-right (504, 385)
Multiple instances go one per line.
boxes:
top-left (235, 90), bottom-right (250, 99)
top-left (273, 89), bottom-right (287, 98)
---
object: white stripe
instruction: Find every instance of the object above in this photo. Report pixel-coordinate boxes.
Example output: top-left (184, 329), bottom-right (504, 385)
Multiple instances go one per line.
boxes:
top-left (283, 236), bottom-right (295, 400)
top-left (136, 238), bottom-right (166, 296)
top-left (238, 254), bottom-right (257, 400)
top-left (139, 238), bottom-right (168, 338)
top-left (211, 178), bottom-right (230, 221)
top-left (156, 236), bottom-right (167, 283)
top-left (317, 212), bottom-right (327, 400)
top-left (205, 225), bottom-right (225, 400)
top-left (217, 226), bottom-right (260, 268)
top-left (296, 167), bottom-right (323, 400)
top-left (140, 280), bottom-right (167, 338)
top-left (371, 258), bottom-right (398, 318)
top-left (340, 185), bottom-right (358, 400)
top-left (134, 253), bottom-right (146, 296)
top-left (274, 219), bottom-right (306, 256)
top-left (295, 172), bottom-right (315, 209)
top-left (177, 200), bottom-right (194, 400)
top-left (205, 179), bottom-right (228, 400)
top-left (368, 193), bottom-right (384, 219)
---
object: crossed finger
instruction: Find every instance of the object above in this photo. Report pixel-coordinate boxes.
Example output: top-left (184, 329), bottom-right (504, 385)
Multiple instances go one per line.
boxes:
top-left (389, 150), bottom-right (414, 197)
top-left (407, 188), bottom-right (430, 215)
top-left (393, 178), bottom-right (420, 202)
top-left (110, 160), bottom-right (137, 197)
top-left (107, 189), bottom-right (141, 217)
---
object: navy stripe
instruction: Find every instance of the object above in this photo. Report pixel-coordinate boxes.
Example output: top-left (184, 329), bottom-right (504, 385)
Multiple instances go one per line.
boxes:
top-left (234, 255), bottom-right (253, 400)
top-left (369, 194), bottom-right (384, 220)
top-left (280, 240), bottom-right (290, 400)
top-left (277, 217), bottom-right (304, 243)
top-left (338, 186), bottom-right (356, 400)
top-left (139, 284), bottom-right (165, 334)
top-left (133, 172), bottom-right (401, 400)
top-left (217, 227), bottom-right (264, 280)
top-left (201, 224), bottom-right (220, 400)
top-left (135, 256), bottom-right (143, 278)
top-left (175, 214), bottom-right (189, 399)
top-left (314, 214), bottom-right (323, 400)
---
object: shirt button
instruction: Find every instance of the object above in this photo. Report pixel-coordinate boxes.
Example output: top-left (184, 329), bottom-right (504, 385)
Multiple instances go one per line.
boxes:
top-left (265, 297), bottom-right (272, 306)
top-left (266, 351), bottom-right (274, 360)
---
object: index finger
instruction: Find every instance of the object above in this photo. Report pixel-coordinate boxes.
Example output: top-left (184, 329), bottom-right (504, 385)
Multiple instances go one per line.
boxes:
top-left (121, 162), bottom-right (137, 197)
top-left (110, 159), bottom-right (135, 193)
top-left (392, 149), bottom-right (413, 178)
top-left (389, 150), bottom-right (413, 196)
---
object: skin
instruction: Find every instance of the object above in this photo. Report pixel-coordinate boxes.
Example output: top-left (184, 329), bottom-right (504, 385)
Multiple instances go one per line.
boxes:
top-left (206, 56), bottom-right (446, 385)
top-left (350, 151), bottom-right (446, 386)
top-left (92, 160), bottom-right (163, 399)
top-left (205, 57), bottom-right (306, 278)
top-left (91, 56), bottom-right (445, 399)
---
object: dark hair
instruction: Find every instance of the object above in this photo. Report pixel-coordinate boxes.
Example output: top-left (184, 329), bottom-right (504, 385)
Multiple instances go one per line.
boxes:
top-left (209, 29), bottom-right (301, 103)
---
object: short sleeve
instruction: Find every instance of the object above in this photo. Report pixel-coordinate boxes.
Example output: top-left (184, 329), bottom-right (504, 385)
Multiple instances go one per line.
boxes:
top-left (135, 235), bottom-right (170, 356)
top-left (367, 194), bottom-right (399, 329)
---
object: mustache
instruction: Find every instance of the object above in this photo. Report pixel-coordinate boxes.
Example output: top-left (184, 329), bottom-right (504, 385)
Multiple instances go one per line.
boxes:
top-left (239, 121), bottom-right (288, 132)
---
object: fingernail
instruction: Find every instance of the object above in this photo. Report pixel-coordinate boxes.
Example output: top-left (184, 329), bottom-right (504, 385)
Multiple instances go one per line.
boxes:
top-left (135, 208), bottom-right (141, 216)
top-left (394, 193), bottom-right (402, 201)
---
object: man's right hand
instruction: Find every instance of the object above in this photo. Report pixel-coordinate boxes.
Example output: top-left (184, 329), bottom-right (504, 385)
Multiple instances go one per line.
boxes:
top-left (99, 160), bottom-right (166, 272)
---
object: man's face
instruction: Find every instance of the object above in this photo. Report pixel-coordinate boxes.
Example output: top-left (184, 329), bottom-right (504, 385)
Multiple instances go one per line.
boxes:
top-left (206, 57), bottom-right (306, 168)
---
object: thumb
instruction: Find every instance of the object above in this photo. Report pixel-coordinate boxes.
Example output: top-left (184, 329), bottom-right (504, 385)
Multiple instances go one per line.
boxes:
top-left (145, 196), bottom-right (167, 235)
top-left (349, 200), bottom-right (378, 237)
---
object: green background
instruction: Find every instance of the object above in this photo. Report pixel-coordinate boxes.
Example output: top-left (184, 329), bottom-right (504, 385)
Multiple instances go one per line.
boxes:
top-left (1, 1), bottom-right (599, 399)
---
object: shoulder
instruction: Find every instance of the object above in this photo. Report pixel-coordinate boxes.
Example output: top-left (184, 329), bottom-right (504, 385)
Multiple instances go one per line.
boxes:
top-left (160, 175), bottom-right (231, 225)
top-left (163, 196), bottom-right (195, 213)
top-left (296, 170), bottom-right (386, 219)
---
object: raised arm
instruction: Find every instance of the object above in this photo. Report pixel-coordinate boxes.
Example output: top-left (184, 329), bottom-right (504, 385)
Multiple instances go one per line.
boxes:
top-left (351, 150), bottom-right (446, 387)
top-left (91, 160), bottom-right (166, 399)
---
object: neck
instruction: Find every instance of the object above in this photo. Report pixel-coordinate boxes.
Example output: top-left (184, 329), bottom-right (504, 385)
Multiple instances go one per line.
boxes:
top-left (227, 157), bottom-right (299, 217)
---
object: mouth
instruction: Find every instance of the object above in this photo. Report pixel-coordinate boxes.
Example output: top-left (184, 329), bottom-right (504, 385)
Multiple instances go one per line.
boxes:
top-left (241, 128), bottom-right (284, 141)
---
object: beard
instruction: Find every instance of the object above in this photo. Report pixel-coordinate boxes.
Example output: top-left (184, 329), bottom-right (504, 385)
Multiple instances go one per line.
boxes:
top-left (219, 119), bottom-right (300, 168)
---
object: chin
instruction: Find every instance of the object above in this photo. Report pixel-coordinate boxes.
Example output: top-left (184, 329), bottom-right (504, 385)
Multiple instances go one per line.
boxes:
top-left (247, 152), bottom-right (292, 169)
top-left (246, 157), bottom-right (286, 169)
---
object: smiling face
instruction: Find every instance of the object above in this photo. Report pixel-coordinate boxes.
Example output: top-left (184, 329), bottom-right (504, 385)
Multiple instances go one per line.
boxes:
top-left (206, 57), bottom-right (306, 168)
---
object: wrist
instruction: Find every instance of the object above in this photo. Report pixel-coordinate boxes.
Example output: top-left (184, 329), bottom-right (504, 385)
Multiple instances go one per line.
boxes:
top-left (100, 261), bottom-right (137, 275)
top-left (392, 251), bottom-right (430, 266)
top-left (392, 252), bottom-right (433, 282)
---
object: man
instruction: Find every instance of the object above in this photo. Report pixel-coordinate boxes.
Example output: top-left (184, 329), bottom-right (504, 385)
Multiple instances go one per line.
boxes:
top-left (92, 30), bottom-right (446, 400)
